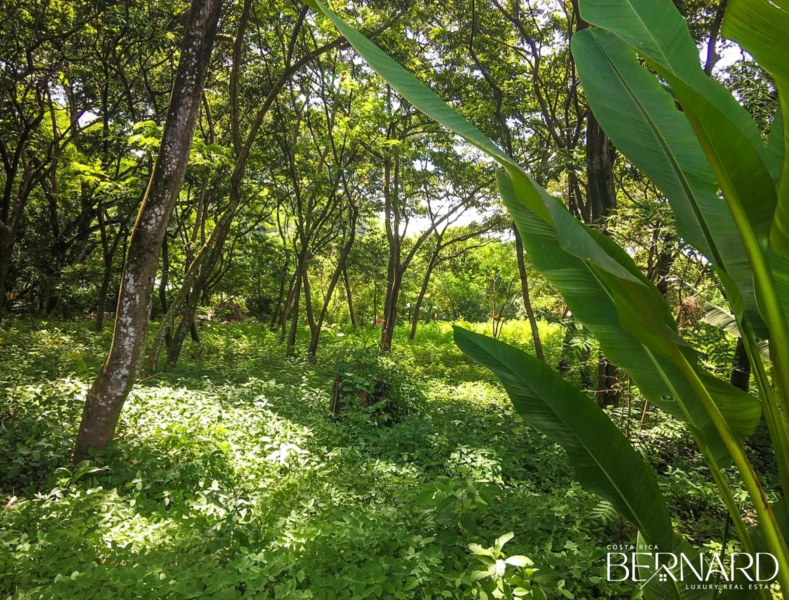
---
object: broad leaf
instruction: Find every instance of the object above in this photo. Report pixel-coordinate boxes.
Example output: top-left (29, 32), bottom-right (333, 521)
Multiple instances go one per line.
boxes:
top-left (454, 326), bottom-right (674, 552)
top-left (634, 531), bottom-right (711, 600)
top-left (579, 0), bottom-right (777, 250)
top-left (572, 28), bottom-right (765, 339)
top-left (497, 171), bottom-right (760, 462)
top-left (723, 0), bottom-right (789, 255)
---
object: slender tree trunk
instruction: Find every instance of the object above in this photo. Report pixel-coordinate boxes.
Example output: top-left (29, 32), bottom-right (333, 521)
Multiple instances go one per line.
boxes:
top-left (190, 319), bottom-right (199, 342)
top-left (286, 248), bottom-right (308, 352)
top-left (270, 257), bottom-right (290, 330)
top-left (156, 236), bottom-right (173, 348)
top-left (372, 285), bottom-right (378, 326)
top-left (72, 0), bottom-right (223, 463)
top-left (96, 265), bottom-right (113, 332)
top-left (586, 111), bottom-right (617, 225)
top-left (409, 255), bottom-right (437, 340)
top-left (596, 356), bottom-right (620, 407)
top-left (343, 267), bottom-right (357, 329)
top-left (586, 108), bottom-right (619, 405)
top-left (513, 226), bottom-right (544, 361)
top-left (280, 270), bottom-right (297, 338)
top-left (302, 267), bottom-right (316, 336)
top-left (287, 266), bottom-right (302, 352)
top-left (166, 288), bottom-right (200, 369)
top-left (0, 238), bottom-right (13, 318)
top-left (380, 273), bottom-right (401, 352)
top-left (308, 221), bottom-right (356, 355)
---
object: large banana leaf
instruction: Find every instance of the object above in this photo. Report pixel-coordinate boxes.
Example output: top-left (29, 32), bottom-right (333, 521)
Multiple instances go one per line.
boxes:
top-left (454, 326), bottom-right (675, 552)
top-left (572, 28), bottom-right (766, 339)
top-left (497, 171), bottom-right (760, 453)
top-left (578, 0), bottom-right (777, 251)
top-left (722, 0), bottom-right (789, 255)
top-left (311, 0), bottom-right (761, 466)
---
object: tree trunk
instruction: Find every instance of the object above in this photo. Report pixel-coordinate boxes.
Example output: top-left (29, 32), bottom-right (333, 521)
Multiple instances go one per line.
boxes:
top-left (513, 226), bottom-right (544, 361)
top-left (155, 236), bottom-right (173, 348)
top-left (0, 238), bottom-right (12, 318)
top-left (380, 273), bottom-right (401, 352)
top-left (270, 257), bottom-right (290, 330)
top-left (596, 357), bottom-right (619, 407)
top-left (586, 110), bottom-right (617, 225)
top-left (96, 264), bottom-right (112, 332)
top-left (281, 270), bottom-right (297, 338)
top-left (287, 273), bottom-right (302, 352)
top-left (165, 289), bottom-right (200, 369)
top-left (409, 255), bottom-right (437, 340)
top-left (72, 0), bottom-right (223, 463)
top-left (308, 219), bottom-right (357, 355)
top-left (343, 267), bottom-right (357, 329)
top-left (585, 108), bottom-right (619, 405)
top-left (730, 337), bottom-right (751, 392)
top-left (286, 254), bottom-right (306, 352)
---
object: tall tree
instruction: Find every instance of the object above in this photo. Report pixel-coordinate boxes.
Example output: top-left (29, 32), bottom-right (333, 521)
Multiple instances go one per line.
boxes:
top-left (72, 0), bottom-right (224, 462)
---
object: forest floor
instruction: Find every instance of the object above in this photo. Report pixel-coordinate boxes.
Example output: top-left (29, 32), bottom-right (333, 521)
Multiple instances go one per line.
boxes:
top-left (0, 319), bottom-right (748, 599)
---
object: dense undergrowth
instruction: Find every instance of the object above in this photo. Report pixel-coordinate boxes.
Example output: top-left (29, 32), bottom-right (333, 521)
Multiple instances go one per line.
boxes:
top-left (0, 318), bottom-right (761, 599)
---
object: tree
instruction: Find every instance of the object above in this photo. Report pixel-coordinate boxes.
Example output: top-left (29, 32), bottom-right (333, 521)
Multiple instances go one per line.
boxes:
top-left (72, 0), bottom-right (224, 462)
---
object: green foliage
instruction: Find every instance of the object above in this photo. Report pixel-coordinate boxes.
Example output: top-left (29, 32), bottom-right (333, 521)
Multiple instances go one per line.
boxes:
top-left (1, 318), bottom-right (644, 599)
top-left (465, 533), bottom-right (549, 600)
top-left (333, 348), bottom-right (425, 424)
top-left (311, 0), bottom-right (789, 596)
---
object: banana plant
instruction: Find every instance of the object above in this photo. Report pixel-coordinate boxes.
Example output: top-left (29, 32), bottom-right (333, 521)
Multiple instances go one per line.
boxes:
top-left (308, 0), bottom-right (789, 595)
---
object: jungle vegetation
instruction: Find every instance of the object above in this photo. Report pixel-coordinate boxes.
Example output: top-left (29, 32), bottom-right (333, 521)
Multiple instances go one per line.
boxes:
top-left (0, 0), bottom-right (785, 598)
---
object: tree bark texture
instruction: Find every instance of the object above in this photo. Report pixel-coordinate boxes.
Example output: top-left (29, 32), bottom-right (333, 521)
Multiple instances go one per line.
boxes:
top-left (72, 0), bottom-right (223, 462)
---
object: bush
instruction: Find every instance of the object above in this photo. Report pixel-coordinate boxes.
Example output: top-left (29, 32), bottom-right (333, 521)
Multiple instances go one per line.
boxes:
top-left (330, 348), bottom-right (424, 425)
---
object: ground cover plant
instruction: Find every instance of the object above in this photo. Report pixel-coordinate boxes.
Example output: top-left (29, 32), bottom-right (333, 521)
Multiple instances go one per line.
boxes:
top-left (0, 318), bottom-right (748, 598)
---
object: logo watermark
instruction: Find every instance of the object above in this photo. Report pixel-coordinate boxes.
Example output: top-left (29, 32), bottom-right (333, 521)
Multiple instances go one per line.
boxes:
top-left (605, 544), bottom-right (778, 591)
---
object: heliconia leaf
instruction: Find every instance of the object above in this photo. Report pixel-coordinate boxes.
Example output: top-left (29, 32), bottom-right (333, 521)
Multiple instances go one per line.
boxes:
top-left (723, 0), bottom-right (789, 255)
top-left (634, 531), bottom-right (711, 600)
top-left (572, 28), bottom-right (766, 339)
top-left (578, 0), bottom-right (777, 250)
top-left (497, 171), bottom-right (760, 464)
top-left (454, 326), bottom-right (675, 552)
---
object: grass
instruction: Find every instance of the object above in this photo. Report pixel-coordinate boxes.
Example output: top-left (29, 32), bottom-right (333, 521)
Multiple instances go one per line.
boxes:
top-left (0, 317), bottom-right (741, 599)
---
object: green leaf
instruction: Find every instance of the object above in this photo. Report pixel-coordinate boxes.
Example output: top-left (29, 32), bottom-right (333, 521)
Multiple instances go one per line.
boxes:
top-left (453, 326), bottom-right (674, 552)
top-left (723, 0), bottom-right (789, 255)
top-left (572, 27), bottom-right (765, 339)
top-left (579, 0), bottom-right (776, 249)
top-left (497, 171), bottom-right (760, 466)
top-left (469, 544), bottom-right (495, 557)
top-left (495, 532), bottom-right (514, 552)
top-left (635, 531), bottom-right (712, 600)
top-left (505, 556), bottom-right (534, 568)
